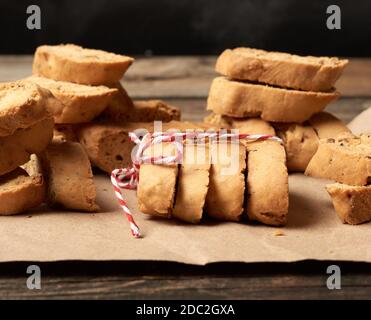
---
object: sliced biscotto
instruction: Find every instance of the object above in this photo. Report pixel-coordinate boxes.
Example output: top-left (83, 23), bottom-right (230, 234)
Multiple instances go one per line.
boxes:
top-left (26, 76), bottom-right (117, 123)
top-left (173, 144), bottom-right (210, 223)
top-left (246, 140), bottom-right (289, 226)
top-left (215, 47), bottom-right (348, 91)
top-left (137, 143), bottom-right (179, 218)
top-left (0, 81), bottom-right (57, 136)
top-left (33, 44), bottom-right (134, 85)
top-left (326, 183), bottom-right (371, 225)
top-left (305, 133), bottom-right (371, 186)
top-left (205, 142), bottom-right (246, 221)
top-left (41, 140), bottom-right (98, 212)
top-left (207, 77), bottom-right (339, 123)
top-left (276, 123), bottom-right (319, 172)
top-left (0, 117), bottom-right (54, 176)
top-left (0, 160), bottom-right (45, 216)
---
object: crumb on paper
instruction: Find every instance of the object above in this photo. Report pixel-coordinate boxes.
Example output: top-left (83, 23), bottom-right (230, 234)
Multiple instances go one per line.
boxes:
top-left (274, 230), bottom-right (285, 236)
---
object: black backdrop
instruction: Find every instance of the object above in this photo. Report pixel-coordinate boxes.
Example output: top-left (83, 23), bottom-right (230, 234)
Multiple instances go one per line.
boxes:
top-left (0, 0), bottom-right (370, 56)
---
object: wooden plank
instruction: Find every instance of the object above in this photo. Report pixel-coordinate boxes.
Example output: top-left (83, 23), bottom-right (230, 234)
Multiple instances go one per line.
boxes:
top-left (0, 268), bottom-right (370, 299)
top-left (1, 56), bottom-right (371, 98)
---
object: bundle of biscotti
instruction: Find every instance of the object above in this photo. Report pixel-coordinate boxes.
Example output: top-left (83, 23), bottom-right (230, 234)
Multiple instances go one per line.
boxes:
top-left (305, 133), bottom-right (371, 225)
top-left (98, 119), bottom-right (288, 226)
top-left (207, 47), bottom-right (348, 123)
top-left (205, 111), bottom-right (351, 172)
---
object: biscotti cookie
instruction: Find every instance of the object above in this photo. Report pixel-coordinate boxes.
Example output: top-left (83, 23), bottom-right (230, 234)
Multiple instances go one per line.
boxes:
top-left (308, 111), bottom-right (351, 138)
top-left (244, 119), bottom-right (289, 225)
top-left (326, 183), bottom-right (371, 225)
top-left (173, 144), bottom-right (210, 223)
top-left (0, 117), bottom-right (54, 176)
top-left (33, 44), bottom-right (134, 85)
top-left (0, 81), bottom-right (57, 136)
top-left (305, 133), bottom-right (371, 186)
top-left (215, 47), bottom-right (348, 91)
top-left (276, 124), bottom-right (319, 172)
top-left (26, 76), bottom-right (117, 123)
top-left (205, 142), bottom-right (246, 221)
top-left (100, 83), bottom-right (134, 121)
top-left (207, 77), bottom-right (339, 123)
top-left (0, 159), bottom-right (45, 215)
top-left (137, 143), bottom-right (179, 218)
top-left (41, 140), bottom-right (98, 212)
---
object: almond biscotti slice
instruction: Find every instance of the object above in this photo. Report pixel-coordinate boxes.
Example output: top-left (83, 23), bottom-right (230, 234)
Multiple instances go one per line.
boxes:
top-left (137, 142), bottom-right (179, 218)
top-left (173, 144), bottom-right (210, 223)
top-left (26, 76), bottom-right (117, 123)
top-left (33, 44), bottom-right (134, 85)
top-left (246, 139), bottom-right (289, 226)
top-left (0, 81), bottom-right (57, 136)
top-left (205, 142), bottom-right (246, 221)
top-left (0, 162), bottom-right (45, 215)
top-left (305, 133), bottom-right (371, 186)
top-left (207, 77), bottom-right (339, 123)
top-left (326, 183), bottom-right (371, 225)
top-left (0, 117), bottom-right (54, 176)
top-left (41, 140), bottom-right (98, 212)
top-left (216, 47), bottom-right (348, 91)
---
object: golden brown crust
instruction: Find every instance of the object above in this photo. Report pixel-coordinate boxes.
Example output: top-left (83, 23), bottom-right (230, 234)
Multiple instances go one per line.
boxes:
top-left (41, 141), bottom-right (98, 212)
top-left (0, 162), bottom-right (45, 215)
top-left (205, 142), bottom-right (246, 221)
top-left (246, 140), bottom-right (289, 226)
top-left (137, 143), bottom-right (178, 217)
top-left (0, 81), bottom-right (56, 136)
top-left (33, 44), bottom-right (134, 85)
top-left (0, 117), bottom-right (54, 176)
top-left (207, 77), bottom-right (339, 123)
top-left (305, 133), bottom-right (371, 186)
top-left (26, 76), bottom-right (117, 123)
top-left (215, 47), bottom-right (348, 91)
top-left (173, 144), bottom-right (210, 223)
top-left (326, 183), bottom-right (371, 225)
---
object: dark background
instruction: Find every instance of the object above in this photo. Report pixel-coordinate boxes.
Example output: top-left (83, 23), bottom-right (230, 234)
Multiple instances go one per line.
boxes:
top-left (0, 0), bottom-right (370, 56)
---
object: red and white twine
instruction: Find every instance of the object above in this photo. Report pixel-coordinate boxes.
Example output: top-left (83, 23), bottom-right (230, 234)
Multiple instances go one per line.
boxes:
top-left (111, 130), bottom-right (282, 238)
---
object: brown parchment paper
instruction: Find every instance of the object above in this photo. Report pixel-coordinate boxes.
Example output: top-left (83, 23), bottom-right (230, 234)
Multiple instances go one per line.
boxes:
top-left (0, 109), bottom-right (370, 265)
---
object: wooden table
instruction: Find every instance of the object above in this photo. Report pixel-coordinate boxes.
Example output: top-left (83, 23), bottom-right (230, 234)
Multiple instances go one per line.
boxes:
top-left (0, 56), bottom-right (370, 299)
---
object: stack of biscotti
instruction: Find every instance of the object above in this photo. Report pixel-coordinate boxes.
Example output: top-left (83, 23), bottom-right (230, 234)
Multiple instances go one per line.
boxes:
top-left (305, 133), bottom-right (371, 225)
top-left (208, 47), bottom-right (347, 123)
top-left (0, 82), bottom-right (56, 215)
top-left (133, 119), bottom-right (289, 227)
